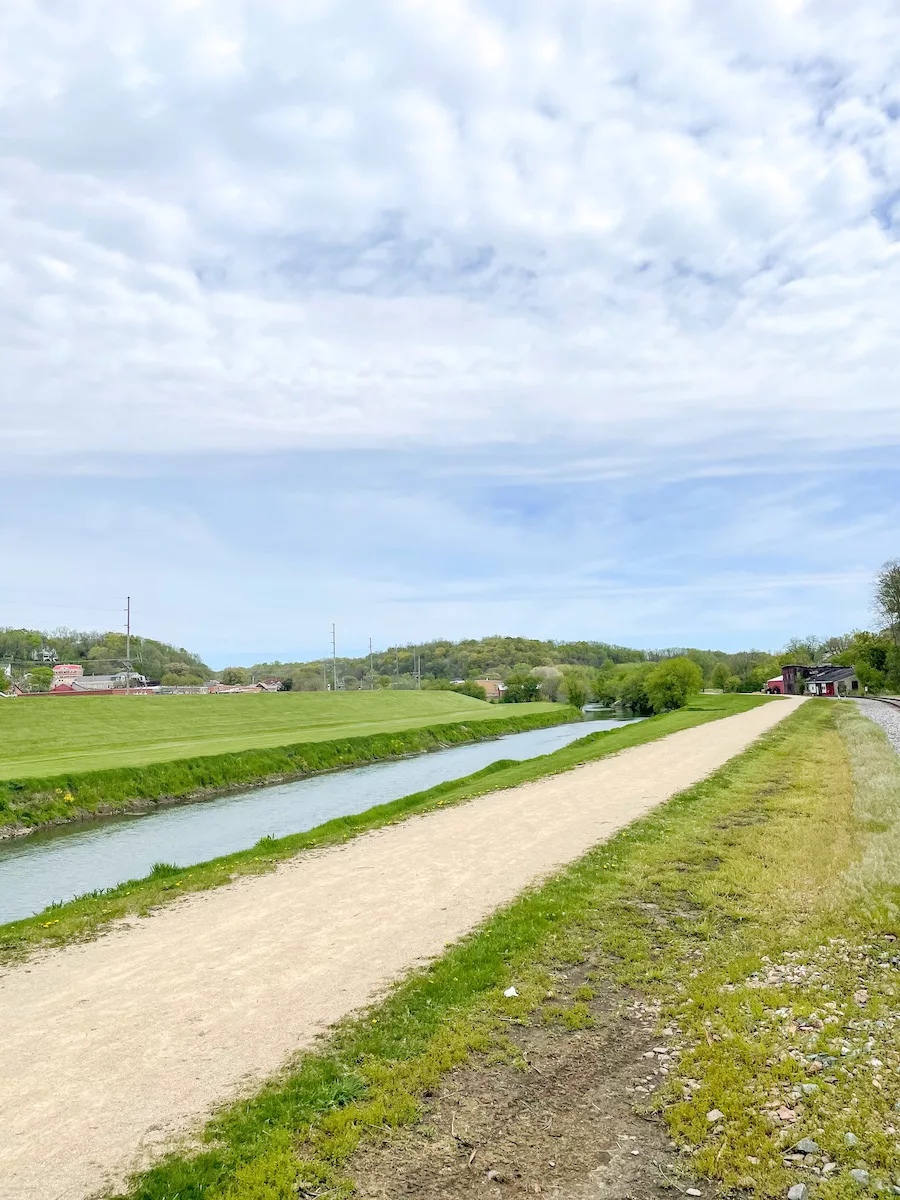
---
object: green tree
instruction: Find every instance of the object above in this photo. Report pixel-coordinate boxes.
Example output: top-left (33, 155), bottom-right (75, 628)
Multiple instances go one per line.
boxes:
top-left (645, 657), bottom-right (703, 713)
top-left (745, 666), bottom-right (770, 692)
top-left (855, 662), bottom-right (885, 694)
top-left (161, 672), bottom-right (205, 687)
top-left (594, 664), bottom-right (623, 707)
top-left (29, 666), bottom-right (53, 691)
top-left (219, 667), bottom-right (250, 686)
top-left (617, 663), bottom-right (655, 715)
top-left (710, 663), bottom-right (730, 691)
top-left (875, 559), bottom-right (900, 646)
top-left (163, 661), bottom-right (199, 678)
top-left (502, 672), bottom-right (543, 703)
top-left (531, 665), bottom-right (563, 702)
top-left (887, 644), bottom-right (900, 692)
top-left (778, 637), bottom-right (821, 667)
top-left (560, 668), bottom-right (593, 710)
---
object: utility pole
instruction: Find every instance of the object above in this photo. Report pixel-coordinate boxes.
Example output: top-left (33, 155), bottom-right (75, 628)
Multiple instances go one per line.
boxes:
top-left (322, 660), bottom-right (327, 689)
top-left (369, 638), bottom-right (374, 689)
top-left (331, 623), bottom-right (337, 693)
top-left (125, 595), bottom-right (131, 695)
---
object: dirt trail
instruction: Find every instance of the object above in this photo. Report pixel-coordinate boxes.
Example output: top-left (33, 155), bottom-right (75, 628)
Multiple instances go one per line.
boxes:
top-left (0, 698), bottom-right (802, 1200)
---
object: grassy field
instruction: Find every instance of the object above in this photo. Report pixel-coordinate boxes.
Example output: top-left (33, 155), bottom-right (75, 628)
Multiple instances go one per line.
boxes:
top-left (0, 693), bottom-right (769, 961)
top-left (0, 703), bottom-right (576, 834)
top-left (0, 690), bottom-right (558, 779)
top-left (103, 698), bottom-right (900, 1200)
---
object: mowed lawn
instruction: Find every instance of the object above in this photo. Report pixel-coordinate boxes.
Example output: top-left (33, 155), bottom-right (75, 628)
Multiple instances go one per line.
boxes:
top-left (0, 691), bottom-right (558, 780)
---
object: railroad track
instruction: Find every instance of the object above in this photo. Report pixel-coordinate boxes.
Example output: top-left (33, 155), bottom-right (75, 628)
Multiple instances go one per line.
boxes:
top-left (861, 694), bottom-right (900, 713)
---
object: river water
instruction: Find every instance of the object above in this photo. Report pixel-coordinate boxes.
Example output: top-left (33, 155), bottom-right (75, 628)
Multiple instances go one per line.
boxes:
top-left (0, 716), bottom-right (639, 925)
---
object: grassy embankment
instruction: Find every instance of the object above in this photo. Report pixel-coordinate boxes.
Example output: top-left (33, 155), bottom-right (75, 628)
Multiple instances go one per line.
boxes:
top-left (107, 698), bottom-right (900, 1200)
top-left (0, 692), bottom-right (571, 833)
top-left (0, 693), bottom-right (768, 963)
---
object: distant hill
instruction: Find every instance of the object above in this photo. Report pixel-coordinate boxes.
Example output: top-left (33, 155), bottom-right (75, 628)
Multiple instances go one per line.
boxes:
top-left (253, 635), bottom-right (647, 691)
top-left (0, 627), bottom-right (209, 682)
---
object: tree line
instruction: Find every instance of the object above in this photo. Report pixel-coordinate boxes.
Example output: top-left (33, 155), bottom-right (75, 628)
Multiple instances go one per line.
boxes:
top-left (3, 561), bottom-right (898, 699)
top-left (0, 627), bottom-right (209, 692)
top-left (250, 562), bottom-right (900, 706)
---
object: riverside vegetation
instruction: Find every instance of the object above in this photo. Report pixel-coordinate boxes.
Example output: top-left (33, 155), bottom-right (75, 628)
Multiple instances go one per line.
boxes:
top-left (0, 693), bottom-right (571, 835)
top-left (0, 693), bottom-right (767, 963)
top-left (100, 698), bottom-right (900, 1200)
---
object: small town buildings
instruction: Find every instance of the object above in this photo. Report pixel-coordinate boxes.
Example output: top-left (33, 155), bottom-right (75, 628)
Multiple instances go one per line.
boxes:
top-left (776, 664), bottom-right (860, 697)
top-left (474, 679), bottom-right (506, 700)
top-left (52, 663), bottom-right (84, 687)
top-left (805, 665), bottom-right (859, 696)
top-left (51, 665), bottom-right (149, 693)
top-left (69, 671), bottom-right (149, 692)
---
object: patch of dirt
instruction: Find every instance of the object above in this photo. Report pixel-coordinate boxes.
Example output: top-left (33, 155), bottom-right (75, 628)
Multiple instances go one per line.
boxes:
top-left (349, 975), bottom-right (705, 1200)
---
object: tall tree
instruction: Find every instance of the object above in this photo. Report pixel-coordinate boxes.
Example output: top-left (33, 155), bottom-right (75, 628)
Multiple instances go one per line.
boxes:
top-left (874, 559), bottom-right (900, 646)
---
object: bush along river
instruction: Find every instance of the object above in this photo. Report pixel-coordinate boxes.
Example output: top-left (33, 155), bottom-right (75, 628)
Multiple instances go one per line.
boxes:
top-left (0, 715), bottom-right (641, 925)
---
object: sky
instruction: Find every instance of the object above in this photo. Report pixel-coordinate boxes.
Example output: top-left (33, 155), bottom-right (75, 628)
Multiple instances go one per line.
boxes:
top-left (2, 0), bottom-right (900, 668)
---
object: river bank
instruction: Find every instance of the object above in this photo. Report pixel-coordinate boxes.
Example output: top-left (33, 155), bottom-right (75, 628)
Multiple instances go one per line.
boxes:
top-left (0, 705), bottom-right (580, 839)
top-left (0, 718), bottom-right (624, 924)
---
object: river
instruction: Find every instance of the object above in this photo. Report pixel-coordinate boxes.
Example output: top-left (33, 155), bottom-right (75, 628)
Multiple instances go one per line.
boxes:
top-left (0, 715), bottom-right (639, 924)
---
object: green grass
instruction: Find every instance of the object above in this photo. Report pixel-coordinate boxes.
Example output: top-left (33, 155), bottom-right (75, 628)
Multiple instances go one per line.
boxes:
top-left (0, 693), bottom-right (769, 963)
top-left (0, 704), bottom-right (578, 833)
top-left (102, 697), bottom-right (900, 1200)
top-left (0, 690), bottom-right (560, 778)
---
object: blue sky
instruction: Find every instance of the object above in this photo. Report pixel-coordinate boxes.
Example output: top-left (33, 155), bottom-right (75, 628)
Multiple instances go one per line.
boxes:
top-left (2, 1), bottom-right (899, 668)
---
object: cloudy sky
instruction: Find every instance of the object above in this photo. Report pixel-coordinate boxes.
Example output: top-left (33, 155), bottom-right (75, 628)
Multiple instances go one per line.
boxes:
top-left (2, 0), bottom-right (899, 666)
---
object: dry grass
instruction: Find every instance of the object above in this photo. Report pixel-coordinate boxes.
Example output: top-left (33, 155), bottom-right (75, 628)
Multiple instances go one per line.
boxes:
top-left (835, 700), bottom-right (900, 904)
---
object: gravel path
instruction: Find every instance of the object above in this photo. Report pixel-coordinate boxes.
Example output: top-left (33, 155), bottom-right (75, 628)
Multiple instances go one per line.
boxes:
top-left (0, 697), bottom-right (803, 1200)
top-left (855, 698), bottom-right (900, 754)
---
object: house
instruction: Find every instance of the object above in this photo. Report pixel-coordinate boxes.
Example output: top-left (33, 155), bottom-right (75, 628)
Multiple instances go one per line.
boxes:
top-left (780, 664), bottom-right (860, 697)
top-left (52, 663), bottom-right (84, 688)
top-left (805, 665), bottom-right (859, 697)
top-left (474, 678), bottom-right (506, 700)
top-left (765, 675), bottom-right (785, 694)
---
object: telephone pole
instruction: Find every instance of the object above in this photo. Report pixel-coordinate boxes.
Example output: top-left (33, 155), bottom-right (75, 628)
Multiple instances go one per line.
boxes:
top-left (331, 623), bottom-right (337, 692)
top-left (125, 595), bottom-right (131, 695)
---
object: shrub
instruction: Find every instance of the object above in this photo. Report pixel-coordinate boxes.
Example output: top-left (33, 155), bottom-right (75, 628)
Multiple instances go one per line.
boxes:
top-left (161, 672), bottom-right (205, 687)
top-left (502, 672), bottom-right (543, 703)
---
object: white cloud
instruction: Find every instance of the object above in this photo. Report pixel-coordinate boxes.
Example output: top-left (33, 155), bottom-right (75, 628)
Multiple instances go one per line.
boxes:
top-left (2, 1), bottom-right (900, 655)
top-left (1, 0), bottom-right (900, 463)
